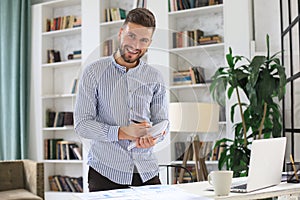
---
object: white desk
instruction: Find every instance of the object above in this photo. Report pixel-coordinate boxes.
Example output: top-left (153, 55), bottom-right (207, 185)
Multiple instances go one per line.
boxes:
top-left (178, 181), bottom-right (300, 199)
top-left (72, 180), bottom-right (300, 200)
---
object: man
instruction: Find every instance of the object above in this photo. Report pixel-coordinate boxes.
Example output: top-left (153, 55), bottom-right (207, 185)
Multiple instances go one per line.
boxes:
top-left (74, 8), bottom-right (169, 191)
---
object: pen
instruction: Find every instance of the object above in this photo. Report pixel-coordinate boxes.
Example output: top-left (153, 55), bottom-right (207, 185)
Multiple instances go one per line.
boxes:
top-left (131, 119), bottom-right (141, 124)
top-left (290, 154), bottom-right (299, 181)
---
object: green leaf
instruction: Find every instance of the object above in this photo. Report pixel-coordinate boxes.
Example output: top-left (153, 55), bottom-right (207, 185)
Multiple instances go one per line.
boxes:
top-left (228, 86), bottom-right (234, 99)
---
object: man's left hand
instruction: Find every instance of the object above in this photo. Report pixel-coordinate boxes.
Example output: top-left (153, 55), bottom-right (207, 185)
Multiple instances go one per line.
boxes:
top-left (135, 130), bottom-right (166, 148)
top-left (135, 135), bottom-right (157, 149)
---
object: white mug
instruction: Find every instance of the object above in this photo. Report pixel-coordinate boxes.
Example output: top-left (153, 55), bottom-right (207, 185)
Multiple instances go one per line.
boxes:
top-left (208, 170), bottom-right (233, 196)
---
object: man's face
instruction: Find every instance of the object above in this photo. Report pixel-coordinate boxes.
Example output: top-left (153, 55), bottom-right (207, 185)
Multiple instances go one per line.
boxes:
top-left (118, 22), bottom-right (153, 64)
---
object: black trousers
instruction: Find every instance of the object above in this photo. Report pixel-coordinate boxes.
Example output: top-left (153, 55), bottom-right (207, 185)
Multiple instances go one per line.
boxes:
top-left (88, 166), bottom-right (161, 192)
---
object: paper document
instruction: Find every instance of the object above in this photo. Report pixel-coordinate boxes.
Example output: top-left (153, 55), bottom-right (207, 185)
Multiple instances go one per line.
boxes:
top-left (72, 184), bottom-right (211, 200)
top-left (127, 120), bottom-right (168, 150)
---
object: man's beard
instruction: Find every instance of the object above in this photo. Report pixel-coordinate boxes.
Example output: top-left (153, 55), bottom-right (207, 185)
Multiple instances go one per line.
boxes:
top-left (118, 46), bottom-right (144, 64)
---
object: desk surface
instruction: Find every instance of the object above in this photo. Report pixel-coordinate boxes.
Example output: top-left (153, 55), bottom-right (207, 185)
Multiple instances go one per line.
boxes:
top-left (72, 179), bottom-right (300, 200)
top-left (178, 180), bottom-right (300, 199)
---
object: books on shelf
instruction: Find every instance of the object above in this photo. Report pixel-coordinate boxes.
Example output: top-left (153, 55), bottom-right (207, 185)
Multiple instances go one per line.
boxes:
top-left (173, 70), bottom-right (192, 85)
top-left (46, 110), bottom-right (74, 128)
top-left (199, 34), bottom-right (222, 45)
top-left (47, 49), bottom-right (61, 63)
top-left (103, 39), bottom-right (116, 56)
top-left (104, 8), bottom-right (126, 22)
top-left (46, 15), bottom-right (81, 32)
top-left (133, 0), bottom-right (147, 9)
top-left (68, 50), bottom-right (82, 60)
top-left (172, 29), bottom-right (204, 48)
top-left (71, 78), bottom-right (79, 94)
top-left (169, 0), bottom-right (223, 12)
top-left (172, 66), bottom-right (205, 85)
top-left (49, 175), bottom-right (83, 192)
top-left (44, 139), bottom-right (82, 160)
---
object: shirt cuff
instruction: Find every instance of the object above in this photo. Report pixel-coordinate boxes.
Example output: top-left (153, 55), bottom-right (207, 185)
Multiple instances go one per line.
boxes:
top-left (107, 125), bottom-right (120, 142)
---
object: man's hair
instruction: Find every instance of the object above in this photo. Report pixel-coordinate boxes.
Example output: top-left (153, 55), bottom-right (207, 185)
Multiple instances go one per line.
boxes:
top-left (123, 8), bottom-right (156, 31)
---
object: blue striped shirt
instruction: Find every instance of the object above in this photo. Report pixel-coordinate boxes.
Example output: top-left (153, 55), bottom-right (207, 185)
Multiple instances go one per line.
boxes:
top-left (74, 55), bottom-right (169, 184)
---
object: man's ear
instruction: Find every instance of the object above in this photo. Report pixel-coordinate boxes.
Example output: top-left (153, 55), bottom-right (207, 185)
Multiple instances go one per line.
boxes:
top-left (118, 28), bottom-right (123, 39)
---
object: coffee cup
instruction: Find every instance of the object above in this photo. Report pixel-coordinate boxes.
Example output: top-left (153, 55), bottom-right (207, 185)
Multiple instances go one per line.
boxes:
top-left (208, 170), bottom-right (233, 196)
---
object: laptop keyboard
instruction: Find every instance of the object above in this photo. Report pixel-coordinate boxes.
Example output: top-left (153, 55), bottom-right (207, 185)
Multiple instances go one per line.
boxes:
top-left (232, 184), bottom-right (247, 190)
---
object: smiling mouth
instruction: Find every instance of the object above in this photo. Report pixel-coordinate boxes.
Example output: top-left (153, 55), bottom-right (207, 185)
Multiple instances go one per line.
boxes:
top-left (126, 46), bottom-right (140, 55)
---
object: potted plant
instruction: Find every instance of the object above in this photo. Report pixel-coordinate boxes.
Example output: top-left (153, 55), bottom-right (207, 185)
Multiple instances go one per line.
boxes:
top-left (209, 34), bottom-right (287, 177)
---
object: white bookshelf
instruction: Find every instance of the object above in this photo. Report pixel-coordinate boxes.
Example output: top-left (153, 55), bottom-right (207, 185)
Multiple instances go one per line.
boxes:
top-left (169, 1), bottom-right (226, 161)
top-left (31, 0), bottom-right (84, 199)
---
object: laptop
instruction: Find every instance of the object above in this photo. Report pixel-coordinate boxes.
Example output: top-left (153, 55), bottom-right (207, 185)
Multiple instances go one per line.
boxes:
top-left (231, 137), bottom-right (287, 193)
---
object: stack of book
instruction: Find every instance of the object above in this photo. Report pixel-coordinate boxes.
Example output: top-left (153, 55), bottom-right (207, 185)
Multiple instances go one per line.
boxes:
top-left (46, 15), bottom-right (81, 32)
top-left (68, 50), bottom-right (81, 60)
top-left (48, 175), bottom-right (83, 192)
top-left (173, 70), bottom-right (192, 85)
top-left (45, 110), bottom-right (74, 128)
top-left (105, 8), bottom-right (126, 22)
top-left (199, 35), bottom-right (222, 45)
top-left (169, 0), bottom-right (223, 12)
top-left (172, 66), bottom-right (205, 85)
top-left (44, 139), bottom-right (82, 160)
top-left (47, 49), bottom-right (61, 63)
top-left (172, 29), bottom-right (204, 48)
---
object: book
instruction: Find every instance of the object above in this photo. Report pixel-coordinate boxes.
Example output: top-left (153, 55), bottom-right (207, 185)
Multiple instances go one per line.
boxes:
top-left (199, 35), bottom-right (222, 45)
top-left (45, 109), bottom-right (56, 127)
top-left (58, 175), bottom-right (71, 192)
top-left (71, 177), bottom-right (83, 192)
top-left (65, 176), bottom-right (77, 192)
top-left (47, 49), bottom-right (61, 63)
top-left (64, 112), bottom-right (74, 126)
top-left (47, 138), bottom-right (63, 159)
top-left (54, 112), bottom-right (65, 127)
top-left (48, 176), bottom-right (59, 191)
top-left (54, 175), bottom-right (63, 191)
top-left (71, 79), bottom-right (78, 94)
top-left (69, 143), bottom-right (82, 160)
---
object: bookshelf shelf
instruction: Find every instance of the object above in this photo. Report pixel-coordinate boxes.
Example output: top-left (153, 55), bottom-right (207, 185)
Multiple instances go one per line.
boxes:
top-left (100, 20), bottom-right (124, 28)
top-left (168, 4), bottom-right (223, 17)
top-left (42, 60), bottom-right (82, 68)
top-left (42, 94), bottom-right (76, 99)
top-left (42, 27), bottom-right (82, 38)
top-left (43, 126), bottom-right (74, 131)
top-left (43, 160), bottom-right (83, 164)
top-left (45, 191), bottom-right (81, 199)
top-left (42, 0), bottom-right (81, 8)
top-left (169, 83), bottom-right (210, 90)
top-left (169, 43), bottom-right (224, 53)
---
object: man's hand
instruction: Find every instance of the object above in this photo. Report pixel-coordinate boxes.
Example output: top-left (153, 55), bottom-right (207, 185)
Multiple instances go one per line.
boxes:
top-left (119, 121), bottom-right (151, 140)
top-left (135, 135), bottom-right (157, 148)
top-left (135, 130), bottom-right (166, 149)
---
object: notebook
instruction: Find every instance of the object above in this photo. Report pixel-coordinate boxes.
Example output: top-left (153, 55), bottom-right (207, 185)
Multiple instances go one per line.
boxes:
top-left (231, 137), bottom-right (287, 193)
top-left (127, 120), bottom-right (168, 150)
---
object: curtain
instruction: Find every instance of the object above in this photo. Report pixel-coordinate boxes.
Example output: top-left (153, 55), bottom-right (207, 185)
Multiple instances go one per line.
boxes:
top-left (0, 0), bottom-right (31, 160)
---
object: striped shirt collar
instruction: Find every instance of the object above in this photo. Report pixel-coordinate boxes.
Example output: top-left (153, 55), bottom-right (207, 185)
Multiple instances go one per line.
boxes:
top-left (110, 54), bottom-right (145, 73)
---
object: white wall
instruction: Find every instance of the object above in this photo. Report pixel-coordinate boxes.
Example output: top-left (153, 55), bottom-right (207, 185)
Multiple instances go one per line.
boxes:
top-left (253, 0), bottom-right (281, 53)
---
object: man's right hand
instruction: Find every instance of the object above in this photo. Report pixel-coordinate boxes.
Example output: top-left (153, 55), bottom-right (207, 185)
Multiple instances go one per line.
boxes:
top-left (118, 122), bottom-right (151, 140)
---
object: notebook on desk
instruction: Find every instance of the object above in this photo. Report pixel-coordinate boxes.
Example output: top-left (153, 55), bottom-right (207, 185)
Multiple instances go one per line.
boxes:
top-left (231, 137), bottom-right (287, 193)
